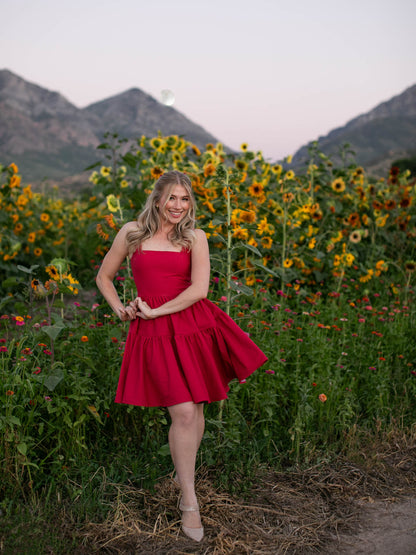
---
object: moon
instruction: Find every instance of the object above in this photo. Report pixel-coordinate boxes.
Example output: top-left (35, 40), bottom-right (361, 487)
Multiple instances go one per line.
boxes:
top-left (161, 89), bottom-right (175, 106)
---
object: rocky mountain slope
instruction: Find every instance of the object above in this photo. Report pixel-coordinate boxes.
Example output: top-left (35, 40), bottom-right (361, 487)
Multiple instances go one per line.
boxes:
top-left (0, 70), bottom-right (219, 184)
top-left (292, 84), bottom-right (416, 175)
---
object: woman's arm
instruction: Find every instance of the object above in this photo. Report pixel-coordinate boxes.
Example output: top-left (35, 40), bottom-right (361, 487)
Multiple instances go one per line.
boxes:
top-left (96, 222), bottom-right (138, 321)
top-left (136, 229), bottom-right (210, 319)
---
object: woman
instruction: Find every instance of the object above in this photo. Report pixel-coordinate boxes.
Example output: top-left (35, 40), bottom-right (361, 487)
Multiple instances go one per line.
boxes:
top-left (96, 170), bottom-right (267, 542)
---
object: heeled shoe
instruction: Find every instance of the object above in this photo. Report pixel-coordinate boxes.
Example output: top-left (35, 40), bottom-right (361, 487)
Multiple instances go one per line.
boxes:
top-left (179, 501), bottom-right (204, 542)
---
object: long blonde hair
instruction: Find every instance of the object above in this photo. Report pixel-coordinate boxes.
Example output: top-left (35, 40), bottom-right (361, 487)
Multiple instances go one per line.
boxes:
top-left (126, 170), bottom-right (196, 255)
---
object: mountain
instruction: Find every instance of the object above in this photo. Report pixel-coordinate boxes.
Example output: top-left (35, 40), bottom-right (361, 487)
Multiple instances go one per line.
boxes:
top-left (292, 84), bottom-right (416, 175)
top-left (0, 70), bottom-right (219, 186)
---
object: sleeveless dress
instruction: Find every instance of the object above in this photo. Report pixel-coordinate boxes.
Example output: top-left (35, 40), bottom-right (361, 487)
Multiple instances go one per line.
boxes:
top-left (115, 249), bottom-right (268, 407)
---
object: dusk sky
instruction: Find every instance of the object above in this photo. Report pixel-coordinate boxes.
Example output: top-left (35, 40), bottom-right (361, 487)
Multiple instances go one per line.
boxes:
top-left (1, 0), bottom-right (415, 161)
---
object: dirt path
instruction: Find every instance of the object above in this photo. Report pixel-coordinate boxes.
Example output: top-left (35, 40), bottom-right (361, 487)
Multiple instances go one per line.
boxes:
top-left (331, 497), bottom-right (416, 555)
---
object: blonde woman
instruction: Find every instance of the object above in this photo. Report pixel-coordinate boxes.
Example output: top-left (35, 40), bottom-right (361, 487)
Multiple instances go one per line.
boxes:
top-left (96, 170), bottom-right (267, 542)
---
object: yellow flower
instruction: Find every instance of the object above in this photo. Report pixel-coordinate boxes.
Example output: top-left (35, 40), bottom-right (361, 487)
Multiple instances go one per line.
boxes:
top-left (248, 237), bottom-right (258, 248)
top-left (14, 223), bottom-right (23, 234)
top-left (100, 166), bottom-right (111, 177)
top-left (203, 163), bottom-right (216, 177)
top-left (151, 166), bottom-right (164, 179)
top-left (285, 170), bottom-right (295, 180)
top-left (203, 200), bottom-right (216, 213)
top-left (106, 194), bottom-right (120, 213)
top-left (359, 269), bottom-right (374, 283)
top-left (28, 232), bottom-right (36, 243)
top-left (333, 254), bottom-right (342, 267)
top-left (271, 164), bottom-right (282, 176)
top-left (240, 143), bottom-right (248, 151)
top-left (248, 182), bottom-right (265, 198)
top-left (261, 236), bottom-right (273, 249)
top-left (308, 238), bottom-right (316, 249)
top-left (282, 192), bottom-right (294, 203)
top-left (331, 178), bottom-right (345, 193)
top-left (235, 159), bottom-right (248, 172)
top-left (240, 210), bottom-right (256, 224)
top-left (283, 258), bottom-right (293, 268)
top-left (120, 180), bottom-right (129, 188)
top-left (376, 260), bottom-right (388, 272)
top-left (345, 253), bottom-right (355, 266)
top-left (34, 248), bottom-right (42, 257)
top-left (286, 154), bottom-right (293, 164)
top-left (257, 217), bottom-right (274, 236)
top-left (232, 227), bottom-right (249, 241)
top-left (46, 265), bottom-right (60, 280)
top-left (375, 214), bottom-right (389, 227)
top-left (9, 162), bottom-right (18, 173)
top-left (246, 275), bottom-right (256, 286)
top-left (191, 145), bottom-right (201, 156)
top-left (81, 335), bottom-right (89, 342)
top-left (40, 213), bottom-right (50, 222)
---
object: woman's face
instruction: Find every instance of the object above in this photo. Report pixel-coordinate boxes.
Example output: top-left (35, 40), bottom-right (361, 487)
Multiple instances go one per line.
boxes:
top-left (159, 184), bottom-right (191, 226)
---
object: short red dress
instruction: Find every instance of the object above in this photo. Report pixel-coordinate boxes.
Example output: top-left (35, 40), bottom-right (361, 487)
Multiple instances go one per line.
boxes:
top-left (115, 249), bottom-right (268, 407)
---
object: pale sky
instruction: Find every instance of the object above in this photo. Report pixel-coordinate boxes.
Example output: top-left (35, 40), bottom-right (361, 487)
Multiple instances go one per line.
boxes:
top-left (1, 0), bottom-right (415, 160)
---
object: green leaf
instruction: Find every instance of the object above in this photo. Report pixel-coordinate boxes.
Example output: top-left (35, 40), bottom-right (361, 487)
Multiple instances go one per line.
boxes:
top-left (17, 443), bottom-right (27, 456)
top-left (84, 161), bottom-right (102, 171)
top-left (242, 242), bottom-right (262, 257)
top-left (2, 277), bottom-right (20, 288)
top-left (211, 217), bottom-right (226, 226)
top-left (43, 324), bottom-right (65, 342)
top-left (252, 261), bottom-right (280, 278)
top-left (157, 443), bottom-right (171, 457)
top-left (122, 152), bottom-right (137, 168)
top-left (9, 415), bottom-right (21, 426)
top-left (17, 264), bottom-right (39, 274)
top-left (229, 280), bottom-right (254, 296)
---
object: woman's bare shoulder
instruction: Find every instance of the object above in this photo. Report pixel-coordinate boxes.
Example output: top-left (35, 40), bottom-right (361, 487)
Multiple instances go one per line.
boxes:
top-left (194, 228), bottom-right (207, 241)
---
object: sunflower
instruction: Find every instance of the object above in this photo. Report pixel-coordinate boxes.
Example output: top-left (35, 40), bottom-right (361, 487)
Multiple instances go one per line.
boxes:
top-left (203, 200), bottom-right (216, 213)
top-left (399, 196), bottom-right (411, 208)
top-left (257, 217), bottom-right (274, 236)
top-left (232, 227), bottom-right (249, 240)
top-left (191, 145), bottom-right (201, 156)
top-left (240, 210), bottom-right (256, 224)
top-left (372, 200), bottom-right (384, 210)
top-left (331, 177), bottom-right (345, 193)
top-left (100, 166), bottom-right (111, 177)
top-left (34, 248), bottom-right (43, 257)
top-left (248, 237), bottom-right (258, 248)
top-left (28, 232), bottom-right (36, 243)
top-left (272, 164), bottom-right (283, 175)
top-left (248, 182), bottom-right (265, 198)
top-left (345, 253), bottom-right (355, 266)
top-left (203, 163), bottom-right (216, 177)
top-left (206, 143), bottom-right (214, 151)
top-left (31, 279), bottom-right (40, 291)
top-left (151, 166), bottom-right (164, 179)
top-left (282, 192), bottom-right (294, 204)
top-left (384, 199), bottom-right (396, 210)
top-left (9, 162), bottom-right (18, 173)
top-left (404, 260), bottom-right (416, 273)
top-left (285, 170), bottom-right (295, 180)
top-left (240, 143), bottom-right (248, 151)
top-left (283, 258), bottom-right (293, 268)
top-left (375, 214), bottom-right (389, 227)
top-left (349, 231), bottom-right (361, 243)
top-left (235, 159), bottom-right (248, 171)
top-left (40, 213), bottom-right (50, 222)
top-left (14, 223), bottom-right (23, 234)
top-left (150, 137), bottom-right (163, 150)
top-left (46, 265), bottom-right (60, 281)
top-left (347, 213), bottom-right (360, 226)
top-left (261, 236), bottom-right (273, 249)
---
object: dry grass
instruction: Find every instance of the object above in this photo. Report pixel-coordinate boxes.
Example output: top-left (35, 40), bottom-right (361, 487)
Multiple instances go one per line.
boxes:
top-left (82, 430), bottom-right (416, 554)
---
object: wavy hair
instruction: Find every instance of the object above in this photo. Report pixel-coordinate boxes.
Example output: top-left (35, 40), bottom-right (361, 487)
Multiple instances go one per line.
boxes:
top-left (126, 170), bottom-right (196, 255)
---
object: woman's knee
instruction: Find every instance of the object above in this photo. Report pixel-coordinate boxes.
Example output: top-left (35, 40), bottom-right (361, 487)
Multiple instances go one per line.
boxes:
top-left (169, 402), bottom-right (198, 428)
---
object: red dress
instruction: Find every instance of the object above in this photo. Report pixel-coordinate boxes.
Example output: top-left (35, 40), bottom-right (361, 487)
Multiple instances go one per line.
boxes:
top-left (115, 249), bottom-right (268, 407)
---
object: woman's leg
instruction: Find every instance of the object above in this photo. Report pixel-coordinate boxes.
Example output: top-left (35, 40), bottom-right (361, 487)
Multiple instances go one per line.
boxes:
top-left (168, 401), bottom-right (204, 529)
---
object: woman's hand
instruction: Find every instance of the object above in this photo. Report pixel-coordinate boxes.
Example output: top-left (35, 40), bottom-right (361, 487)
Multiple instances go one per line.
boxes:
top-left (135, 297), bottom-right (156, 320)
top-left (117, 303), bottom-right (138, 321)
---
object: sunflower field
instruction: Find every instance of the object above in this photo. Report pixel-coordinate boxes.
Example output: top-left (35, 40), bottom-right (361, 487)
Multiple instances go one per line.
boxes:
top-left (1, 135), bottom-right (416, 515)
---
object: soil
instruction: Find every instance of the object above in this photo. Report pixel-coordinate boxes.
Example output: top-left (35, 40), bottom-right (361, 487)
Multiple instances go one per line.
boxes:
top-left (331, 497), bottom-right (416, 555)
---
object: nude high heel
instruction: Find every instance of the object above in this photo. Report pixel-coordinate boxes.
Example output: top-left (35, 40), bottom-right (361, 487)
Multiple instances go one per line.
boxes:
top-left (179, 501), bottom-right (204, 542)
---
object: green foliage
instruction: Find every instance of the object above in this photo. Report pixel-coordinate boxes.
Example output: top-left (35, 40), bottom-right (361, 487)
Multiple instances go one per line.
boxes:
top-left (0, 138), bottom-right (416, 515)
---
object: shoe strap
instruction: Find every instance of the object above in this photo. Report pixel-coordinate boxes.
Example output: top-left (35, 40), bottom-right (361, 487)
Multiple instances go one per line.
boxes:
top-left (179, 503), bottom-right (199, 512)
